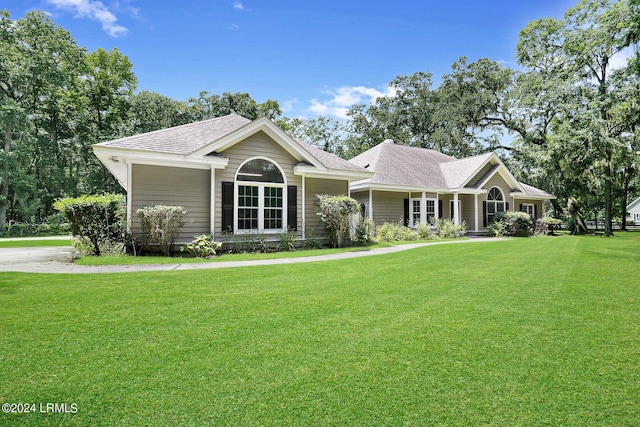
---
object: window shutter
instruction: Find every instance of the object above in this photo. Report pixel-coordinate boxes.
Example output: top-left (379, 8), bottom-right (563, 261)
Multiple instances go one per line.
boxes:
top-left (287, 185), bottom-right (297, 231)
top-left (482, 201), bottom-right (487, 227)
top-left (438, 200), bottom-right (443, 219)
top-left (534, 204), bottom-right (538, 218)
top-left (520, 203), bottom-right (523, 212)
top-left (403, 199), bottom-right (409, 226)
top-left (506, 202), bottom-right (509, 212)
top-left (222, 182), bottom-right (234, 233)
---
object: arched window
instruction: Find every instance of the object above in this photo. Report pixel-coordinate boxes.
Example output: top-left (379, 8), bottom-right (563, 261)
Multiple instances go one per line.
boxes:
top-left (235, 158), bottom-right (286, 232)
top-left (486, 186), bottom-right (506, 224)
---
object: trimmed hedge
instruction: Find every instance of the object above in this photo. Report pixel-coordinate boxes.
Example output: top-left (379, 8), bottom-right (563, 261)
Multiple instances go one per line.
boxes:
top-left (54, 194), bottom-right (126, 256)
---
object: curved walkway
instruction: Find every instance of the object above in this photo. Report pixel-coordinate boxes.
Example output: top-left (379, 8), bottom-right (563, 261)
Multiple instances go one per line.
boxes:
top-left (0, 238), bottom-right (507, 274)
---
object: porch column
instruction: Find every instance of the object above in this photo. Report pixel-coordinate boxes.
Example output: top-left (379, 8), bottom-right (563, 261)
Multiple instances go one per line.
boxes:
top-left (302, 175), bottom-right (306, 239)
top-left (368, 188), bottom-right (373, 221)
top-left (210, 167), bottom-right (216, 234)
top-left (474, 193), bottom-right (478, 232)
top-left (453, 192), bottom-right (460, 225)
top-left (421, 191), bottom-right (427, 223)
top-left (126, 162), bottom-right (133, 233)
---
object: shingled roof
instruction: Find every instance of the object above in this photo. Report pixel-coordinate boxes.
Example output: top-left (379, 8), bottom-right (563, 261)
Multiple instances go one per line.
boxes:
top-left (349, 140), bottom-right (553, 198)
top-left (349, 140), bottom-right (455, 188)
top-left (96, 115), bottom-right (252, 155)
top-left (95, 114), bottom-right (367, 174)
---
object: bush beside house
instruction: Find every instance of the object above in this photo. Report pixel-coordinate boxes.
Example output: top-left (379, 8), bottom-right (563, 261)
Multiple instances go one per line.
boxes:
top-left (54, 194), bottom-right (126, 256)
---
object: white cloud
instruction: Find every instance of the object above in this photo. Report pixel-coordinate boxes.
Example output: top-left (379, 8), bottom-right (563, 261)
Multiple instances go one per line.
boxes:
top-left (233, 2), bottom-right (251, 11)
top-left (224, 23), bottom-right (240, 30)
top-left (281, 98), bottom-right (298, 113)
top-left (307, 85), bottom-right (396, 119)
top-left (46, 0), bottom-right (128, 37)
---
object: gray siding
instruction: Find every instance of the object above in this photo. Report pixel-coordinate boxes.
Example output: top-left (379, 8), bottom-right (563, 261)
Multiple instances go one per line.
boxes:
top-left (213, 131), bottom-right (303, 240)
top-left (305, 178), bottom-right (349, 236)
top-left (131, 164), bottom-right (210, 242)
top-left (372, 191), bottom-right (406, 225)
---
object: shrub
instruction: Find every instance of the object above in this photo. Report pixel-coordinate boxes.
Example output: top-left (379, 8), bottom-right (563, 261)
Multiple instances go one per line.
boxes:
top-left (354, 215), bottom-right (375, 246)
top-left (536, 217), bottom-right (563, 235)
top-left (221, 231), bottom-right (268, 253)
top-left (54, 194), bottom-right (126, 256)
top-left (302, 227), bottom-right (323, 249)
top-left (436, 219), bottom-right (466, 238)
top-left (489, 211), bottom-right (533, 237)
top-left (136, 205), bottom-right (187, 256)
top-left (375, 222), bottom-right (418, 242)
top-left (316, 194), bottom-right (361, 248)
top-left (182, 234), bottom-right (222, 258)
top-left (278, 229), bottom-right (297, 252)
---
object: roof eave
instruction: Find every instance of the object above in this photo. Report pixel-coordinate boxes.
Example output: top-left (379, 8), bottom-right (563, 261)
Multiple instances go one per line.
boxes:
top-left (189, 117), bottom-right (326, 169)
top-left (295, 164), bottom-right (373, 180)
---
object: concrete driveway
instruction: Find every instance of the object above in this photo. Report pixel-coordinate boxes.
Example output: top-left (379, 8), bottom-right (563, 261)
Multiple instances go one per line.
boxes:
top-left (0, 246), bottom-right (75, 273)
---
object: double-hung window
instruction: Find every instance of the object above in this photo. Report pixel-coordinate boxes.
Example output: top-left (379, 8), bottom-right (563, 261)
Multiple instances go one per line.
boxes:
top-left (486, 187), bottom-right (506, 224)
top-left (522, 203), bottom-right (535, 218)
top-left (411, 200), bottom-right (421, 226)
top-left (235, 158), bottom-right (286, 233)
top-left (410, 198), bottom-right (437, 227)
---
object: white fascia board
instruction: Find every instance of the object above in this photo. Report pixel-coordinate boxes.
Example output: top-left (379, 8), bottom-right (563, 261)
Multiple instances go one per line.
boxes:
top-left (474, 157), bottom-right (524, 193)
top-left (457, 152), bottom-right (495, 188)
top-left (295, 164), bottom-right (373, 181)
top-left (510, 191), bottom-right (556, 200)
top-left (94, 148), bottom-right (128, 189)
top-left (627, 196), bottom-right (640, 210)
top-left (350, 182), bottom-right (447, 194)
top-left (350, 181), bottom-right (487, 195)
top-left (94, 146), bottom-right (229, 168)
top-left (93, 146), bottom-right (229, 191)
top-left (189, 118), bottom-right (325, 169)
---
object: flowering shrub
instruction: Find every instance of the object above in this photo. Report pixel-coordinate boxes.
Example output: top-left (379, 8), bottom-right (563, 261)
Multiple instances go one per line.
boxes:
top-left (317, 194), bottom-right (361, 247)
top-left (137, 205), bottom-right (187, 255)
top-left (375, 222), bottom-right (418, 242)
top-left (490, 211), bottom-right (533, 237)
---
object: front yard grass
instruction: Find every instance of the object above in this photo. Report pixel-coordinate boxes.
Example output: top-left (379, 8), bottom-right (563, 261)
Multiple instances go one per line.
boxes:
top-left (0, 238), bottom-right (72, 248)
top-left (1, 234), bottom-right (639, 426)
top-left (73, 240), bottom-right (438, 265)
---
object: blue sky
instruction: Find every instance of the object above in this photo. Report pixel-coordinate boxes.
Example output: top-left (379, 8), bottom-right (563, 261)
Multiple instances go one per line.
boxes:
top-left (8, 0), bottom-right (578, 119)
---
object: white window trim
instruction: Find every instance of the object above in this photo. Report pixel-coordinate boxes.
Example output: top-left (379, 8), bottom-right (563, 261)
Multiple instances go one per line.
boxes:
top-left (410, 197), bottom-right (437, 227)
top-left (486, 186), bottom-right (506, 224)
top-left (234, 157), bottom-right (287, 234)
top-left (522, 203), bottom-right (535, 218)
top-left (410, 198), bottom-right (421, 227)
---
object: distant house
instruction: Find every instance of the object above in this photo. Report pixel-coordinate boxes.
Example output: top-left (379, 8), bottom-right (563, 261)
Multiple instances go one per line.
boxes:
top-left (627, 196), bottom-right (640, 224)
top-left (349, 139), bottom-right (554, 234)
top-left (94, 115), bottom-right (555, 242)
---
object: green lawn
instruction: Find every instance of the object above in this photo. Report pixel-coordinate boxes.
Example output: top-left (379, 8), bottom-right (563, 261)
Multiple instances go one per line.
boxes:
top-left (74, 241), bottom-right (424, 265)
top-left (1, 235), bottom-right (639, 426)
top-left (0, 238), bottom-right (72, 248)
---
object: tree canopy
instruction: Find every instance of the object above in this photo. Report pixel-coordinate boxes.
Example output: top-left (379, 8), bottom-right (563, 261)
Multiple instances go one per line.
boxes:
top-left (1, 1), bottom-right (639, 235)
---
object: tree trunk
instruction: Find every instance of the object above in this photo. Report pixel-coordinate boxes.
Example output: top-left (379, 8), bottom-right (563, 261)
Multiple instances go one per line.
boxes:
top-left (0, 126), bottom-right (12, 228)
top-left (604, 169), bottom-right (614, 236)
